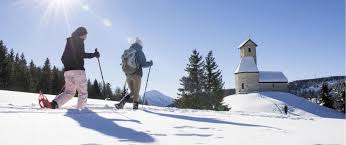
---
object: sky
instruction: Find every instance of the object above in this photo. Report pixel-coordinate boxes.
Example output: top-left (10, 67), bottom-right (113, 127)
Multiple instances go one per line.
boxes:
top-left (0, 0), bottom-right (344, 98)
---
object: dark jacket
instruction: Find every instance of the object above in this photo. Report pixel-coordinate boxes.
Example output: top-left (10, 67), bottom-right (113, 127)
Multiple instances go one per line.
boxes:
top-left (61, 37), bottom-right (94, 71)
top-left (129, 43), bottom-right (152, 77)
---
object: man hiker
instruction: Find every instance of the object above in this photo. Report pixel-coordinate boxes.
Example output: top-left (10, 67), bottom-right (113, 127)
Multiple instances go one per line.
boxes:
top-left (50, 26), bottom-right (100, 109)
top-left (115, 37), bottom-right (153, 110)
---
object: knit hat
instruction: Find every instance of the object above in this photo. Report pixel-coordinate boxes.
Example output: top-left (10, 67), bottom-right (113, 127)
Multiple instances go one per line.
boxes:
top-left (135, 37), bottom-right (143, 46)
top-left (71, 27), bottom-right (88, 38)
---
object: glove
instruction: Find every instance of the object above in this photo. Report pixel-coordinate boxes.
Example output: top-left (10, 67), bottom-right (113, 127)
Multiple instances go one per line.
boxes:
top-left (148, 60), bottom-right (153, 66)
top-left (94, 50), bottom-right (100, 58)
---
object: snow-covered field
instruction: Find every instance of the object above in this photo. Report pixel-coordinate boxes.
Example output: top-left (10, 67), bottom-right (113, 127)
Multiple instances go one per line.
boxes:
top-left (0, 90), bottom-right (345, 145)
top-left (223, 92), bottom-right (345, 119)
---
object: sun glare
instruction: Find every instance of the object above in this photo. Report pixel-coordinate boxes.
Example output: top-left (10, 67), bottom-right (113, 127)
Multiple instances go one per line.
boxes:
top-left (36, 0), bottom-right (81, 30)
top-left (14, 0), bottom-right (113, 30)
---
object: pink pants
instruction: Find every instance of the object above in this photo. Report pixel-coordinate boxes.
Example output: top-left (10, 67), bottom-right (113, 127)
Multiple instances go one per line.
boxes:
top-left (53, 70), bottom-right (88, 109)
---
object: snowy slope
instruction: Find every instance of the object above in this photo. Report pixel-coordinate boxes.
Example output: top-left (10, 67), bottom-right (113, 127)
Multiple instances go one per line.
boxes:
top-left (0, 90), bottom-right (345, 145)
top-left (141, 90), bottom-right (174, 107)
top-left (223, 92), bottom-right (345, 119)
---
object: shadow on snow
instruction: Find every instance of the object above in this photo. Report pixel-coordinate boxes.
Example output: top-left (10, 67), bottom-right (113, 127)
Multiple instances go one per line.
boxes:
top-left (143, 109), bottom-right (284, 131)
top-left (64, 108), bottom-right (155, 143)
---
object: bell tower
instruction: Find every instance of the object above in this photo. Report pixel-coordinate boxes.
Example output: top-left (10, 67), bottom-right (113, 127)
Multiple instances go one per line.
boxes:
top-left (238, 38), bottom-right (258, 64)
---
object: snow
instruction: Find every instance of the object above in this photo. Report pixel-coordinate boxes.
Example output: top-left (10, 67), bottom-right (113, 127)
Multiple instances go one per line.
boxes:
top-left (259, 71), bottom-right (288, 82)
top-left (0, 90), bottom-right (345, 145)
top-left (141, 90), bottom-right (174, 107)
top-left (223, 92), bottom-right (344, 119)
top-left (234, 56), bottom-right (259, 73)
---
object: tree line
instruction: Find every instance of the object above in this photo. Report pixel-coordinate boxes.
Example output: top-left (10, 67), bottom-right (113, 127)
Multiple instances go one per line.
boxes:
top-left (289, 76), bottom-right (345, 113)
top-left (175, 49), bottom-right (230, 111)
top-left (0, 40), bottom-right (124, 101)
top-left (319, 82), bottom-right (345, 113)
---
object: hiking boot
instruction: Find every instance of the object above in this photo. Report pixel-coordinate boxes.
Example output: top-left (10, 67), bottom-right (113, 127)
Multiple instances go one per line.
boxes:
top-left (50, 101), bottom-right (58, 109)
top-left (133, 101), bottom-right (139, 110)
top-left (115, 94), bottom-right (130, 109)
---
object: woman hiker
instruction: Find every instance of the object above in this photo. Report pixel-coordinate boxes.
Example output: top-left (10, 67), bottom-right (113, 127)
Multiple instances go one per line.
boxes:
top-left (50, 26), bottom-right (100, 109)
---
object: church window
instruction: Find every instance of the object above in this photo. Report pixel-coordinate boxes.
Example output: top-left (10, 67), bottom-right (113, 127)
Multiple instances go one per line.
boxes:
top-left (241, 83), bottom-right (244, 89)
top-left (248, 48), bottom-right (251, 53)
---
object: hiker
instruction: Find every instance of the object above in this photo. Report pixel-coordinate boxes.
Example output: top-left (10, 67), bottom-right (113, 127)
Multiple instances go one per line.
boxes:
top-left (283, 105), bottom-right (288, 115)
top-left (115, 37), bottom-right (153, 110)
top-left (50, 27), bottom-right (100, 109)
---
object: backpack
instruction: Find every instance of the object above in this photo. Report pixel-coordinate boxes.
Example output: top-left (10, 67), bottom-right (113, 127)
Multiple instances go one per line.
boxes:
top-left (121, 48), bottom-right (138, 74)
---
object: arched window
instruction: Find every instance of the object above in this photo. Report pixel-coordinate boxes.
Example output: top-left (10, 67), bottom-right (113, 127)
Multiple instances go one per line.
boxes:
top-left (248, 48), bottom-right (251, 53)
top-left (241, 83), bottom-right (245, 89)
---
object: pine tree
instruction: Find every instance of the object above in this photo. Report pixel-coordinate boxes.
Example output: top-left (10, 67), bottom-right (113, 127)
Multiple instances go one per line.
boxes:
top-left (334, 82), bottom-right (345, 113)
top-left (51, 66), bottom-right (64, 95)
top-left (92, 79), bottom-right (102, 99)
top-left (0, 40), bottom-right (11, 88)
top-left (114, 87), bottom-right (123, 101)
top-left (17, 53), bottom-right (30, 91)
top-left (176, 49), bottom-right (206, 109)
top-left (38, 58), bottom-right (52, 94)
top-left (319, 83), bottom-right (334, 109)
top-left (102, 83), bottom-right (113, 100)
top-left (87, 79), bottom-right (95, 99)
top-left (9, 53), bottom-right (21, 91)
top-left (28, 60), bottom-right (39, 92)
top-left (204, 51), bottom-right (228, 111)
top-left (6, 49), bottom-right (15, 89)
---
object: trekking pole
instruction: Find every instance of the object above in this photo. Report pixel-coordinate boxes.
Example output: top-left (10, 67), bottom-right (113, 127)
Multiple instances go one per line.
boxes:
top-left (95, 48), bottom-right (106, 96)
top-left (142, 66), bottom-right (151, 105)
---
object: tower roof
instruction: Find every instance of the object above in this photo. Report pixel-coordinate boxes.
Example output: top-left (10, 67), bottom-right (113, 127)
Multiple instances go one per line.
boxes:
top-left (235, 56), bottom-right (259, 74)
top-left (238, 38), bottom-right (258, 48)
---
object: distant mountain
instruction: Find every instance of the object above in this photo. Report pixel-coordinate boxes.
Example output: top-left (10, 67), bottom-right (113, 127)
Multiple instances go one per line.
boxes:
top-left (288, 76), bottom-right (345, 101)
top-left (141, 90), bottom-right (174, 107)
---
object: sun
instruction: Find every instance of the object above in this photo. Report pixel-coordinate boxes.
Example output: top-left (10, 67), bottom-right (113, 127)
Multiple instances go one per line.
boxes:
top-left (35, 0), bottom-right (82, 30)
top-left (13, 0), bottom-right (112, 29)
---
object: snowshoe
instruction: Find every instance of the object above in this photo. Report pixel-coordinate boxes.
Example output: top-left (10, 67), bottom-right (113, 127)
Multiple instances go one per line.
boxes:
top-left (133, 101), bottom-right (139, 110)
top-left (115, 103), bottom-right (124, 109)
top-left (38, 91), bottom-right (51, 108)
top-left (115, 94), bottom-right (130, 109)
top-left (38, 91), bottom-right (58, 109)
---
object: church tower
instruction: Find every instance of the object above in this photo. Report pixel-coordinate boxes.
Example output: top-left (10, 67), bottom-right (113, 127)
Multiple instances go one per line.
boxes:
top-left (234, 38), bottom-right (259, 94)
top-left (239, 38), bottom-right (258, 64)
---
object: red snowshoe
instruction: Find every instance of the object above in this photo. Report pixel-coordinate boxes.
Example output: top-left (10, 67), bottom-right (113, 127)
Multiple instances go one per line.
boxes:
top-left (38, 91), bottom-right (51, 108)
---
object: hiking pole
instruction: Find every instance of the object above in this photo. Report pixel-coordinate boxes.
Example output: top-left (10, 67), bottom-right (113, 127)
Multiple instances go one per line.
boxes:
top-left (95, 48), bottom-right (106, 96)
top-left (142, 66), bottom-right (151, 105)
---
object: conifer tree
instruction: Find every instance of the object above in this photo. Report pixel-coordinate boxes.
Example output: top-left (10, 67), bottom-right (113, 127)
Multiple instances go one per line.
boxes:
top-left (176, 49), bottom-right (206, 109)
top-left (92, 79), bottom-right (102, 99)
top-left (38, 58), bottom-right (52, 93)
top-left (319, 83), bottom-right (334, 109)
top-left (204, 51), bottom-right (228, 111)
top-left (28, 60), bottom-right (39, 92)
top-left (0, 40), bottom-right (10, 88)
top-left (114, 87), bottom-right (123, 101)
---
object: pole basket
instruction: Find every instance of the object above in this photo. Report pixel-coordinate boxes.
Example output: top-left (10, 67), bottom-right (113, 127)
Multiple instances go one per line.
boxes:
top-left (38, 91), bottom-right (51, 108)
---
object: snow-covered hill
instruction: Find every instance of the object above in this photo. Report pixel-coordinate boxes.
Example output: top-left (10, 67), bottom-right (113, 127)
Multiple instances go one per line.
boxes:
top-left (223, 92), bottom-right (345, 119)
top-left (141, 90), bottom-right (174, 107)
top-left (0, 90), bottom-right (345, 145)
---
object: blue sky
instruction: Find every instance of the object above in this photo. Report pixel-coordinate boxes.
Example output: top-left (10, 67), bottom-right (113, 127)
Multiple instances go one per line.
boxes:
top-left (0, 0), bottom-right (344, 97)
